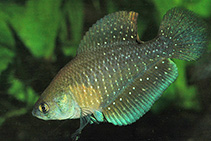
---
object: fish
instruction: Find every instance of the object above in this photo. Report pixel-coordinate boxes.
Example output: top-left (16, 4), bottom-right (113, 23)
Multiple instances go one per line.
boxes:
top-left (32, 7), bottom-right (207, 139)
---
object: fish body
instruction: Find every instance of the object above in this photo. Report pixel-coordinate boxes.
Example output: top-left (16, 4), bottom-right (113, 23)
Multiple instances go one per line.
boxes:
top-left (32, 8), bottom-right (207, 138)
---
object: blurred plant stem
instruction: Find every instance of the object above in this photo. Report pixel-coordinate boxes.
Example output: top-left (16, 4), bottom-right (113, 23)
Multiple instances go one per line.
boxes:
top-left (0, 108), bottom-right (28, 126)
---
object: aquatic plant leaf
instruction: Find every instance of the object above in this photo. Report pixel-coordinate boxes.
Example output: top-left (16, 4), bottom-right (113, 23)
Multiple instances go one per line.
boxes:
top-left (209, 42), bottom-right (211, 51)
top-left (0, 5), bottom-right (17, 75)
top-left (152, 0), bottom-right (181, 22)
top-left (92, 0), bottom-right (101, 11)
top-left (62, 43), bottom-right (78, 57)
top-left (0, 47), bottom-right (14, 75)
top-left (0, 108), bottom-right (27, 126)
top-left (185, 0), bottom-right (211, 18)
top-left (0, 117), bottom-right (5, 126)
top-left (0, 11), bottom-right (15, 48)
top-left (61, 0), bottom-right (84, 57)
top-left (174, 60), bottom-right (200, 110)
top-left (106, 0), bottom-right (118, 14)
top-left (8, 75), bottom-right (39, 106)
top-left (10, 0), bottom-right (62, 59)
top-left (153, 0), bottom-right (211, 18)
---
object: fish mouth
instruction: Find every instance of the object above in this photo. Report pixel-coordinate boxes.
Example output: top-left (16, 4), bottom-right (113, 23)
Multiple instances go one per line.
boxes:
top-left (32, 108), bottom-right (40, 118)
top-left (31, 109), bottom-right (36, 117)
top-left (31, 109), bottom-right (46, 120)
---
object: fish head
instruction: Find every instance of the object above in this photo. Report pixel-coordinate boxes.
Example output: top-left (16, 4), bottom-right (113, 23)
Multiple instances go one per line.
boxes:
top-left (32, 83), bottom-right (78, 120)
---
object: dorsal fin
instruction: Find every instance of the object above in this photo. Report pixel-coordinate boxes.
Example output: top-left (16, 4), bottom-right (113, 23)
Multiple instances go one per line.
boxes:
top-left (77, 11), bottom-right (140, 54)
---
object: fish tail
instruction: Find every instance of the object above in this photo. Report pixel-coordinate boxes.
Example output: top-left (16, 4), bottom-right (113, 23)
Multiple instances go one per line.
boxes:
top-left (158, 8), bottom-right (208, 61)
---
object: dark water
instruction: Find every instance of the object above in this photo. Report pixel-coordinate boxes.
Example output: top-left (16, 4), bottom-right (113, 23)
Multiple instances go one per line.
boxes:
top-left (0, 0), bottom-right (211, 140)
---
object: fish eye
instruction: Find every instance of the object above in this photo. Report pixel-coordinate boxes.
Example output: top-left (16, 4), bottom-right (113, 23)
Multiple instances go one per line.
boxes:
top-left (38, 102), bottom-right (49, 114)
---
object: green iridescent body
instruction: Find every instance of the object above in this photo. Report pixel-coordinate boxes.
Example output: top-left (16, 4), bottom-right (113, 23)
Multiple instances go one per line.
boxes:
top-left (32, 8), bottom-right (207, 138)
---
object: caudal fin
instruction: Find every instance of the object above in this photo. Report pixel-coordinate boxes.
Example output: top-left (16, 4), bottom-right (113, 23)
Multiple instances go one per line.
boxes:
top-left (158, 8), bottom-right (208, 61)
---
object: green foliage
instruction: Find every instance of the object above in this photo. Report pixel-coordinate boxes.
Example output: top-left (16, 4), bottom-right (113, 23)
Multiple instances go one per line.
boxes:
top-left (61, 0), bottom-right (84, 57)
top-left (0, 48), bottom-right (14, 75)
top-left (0, 108), bottom-right (27, 126)
top-left (107, 0), bottom-right (118, 13)
top-left (152, 0), bottom-right (211, 18)
top-left (0, 11), bottom-right (15, 47)
top-left (8, 74), bottom-right (38, 106)
top-left (0, 0), bottom-right (210, 126)
top-left (11, 0), bottom-right (62, 59)
top-left (0, 5), bottom-right (15, 75)
top-left (184, 0), bottom-right (211, 18)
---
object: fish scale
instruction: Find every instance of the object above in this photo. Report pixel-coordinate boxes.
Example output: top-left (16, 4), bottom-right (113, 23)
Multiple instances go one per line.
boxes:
top-left (32, 8), bottom-right (208, 139)
top-left (66, 46), bottom-right (150, 110)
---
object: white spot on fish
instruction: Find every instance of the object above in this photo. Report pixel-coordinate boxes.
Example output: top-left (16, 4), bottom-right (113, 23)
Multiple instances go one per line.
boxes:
top-left (105, 66), bottom-right (109, 71)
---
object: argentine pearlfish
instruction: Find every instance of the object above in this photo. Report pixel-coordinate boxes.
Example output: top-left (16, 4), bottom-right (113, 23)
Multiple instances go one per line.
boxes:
top-left (32, 8), bottom-right (207, 139)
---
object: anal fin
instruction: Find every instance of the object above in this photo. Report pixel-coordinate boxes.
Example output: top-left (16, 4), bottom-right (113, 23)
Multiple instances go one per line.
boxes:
top-left (102, 59), bottom-right (178, 126)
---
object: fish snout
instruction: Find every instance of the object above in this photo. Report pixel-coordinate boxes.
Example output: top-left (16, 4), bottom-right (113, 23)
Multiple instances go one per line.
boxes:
top-left (32, 108), bottom-right (39, 117)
